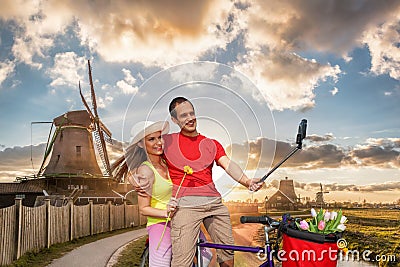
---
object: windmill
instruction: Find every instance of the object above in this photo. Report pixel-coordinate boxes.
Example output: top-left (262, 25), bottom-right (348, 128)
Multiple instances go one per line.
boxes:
top-left (37, 60), bottom-right (112, 177)
top-left (295, 194), bottom-right (306, 204)
top-left (315, 183), bottom-right (329, 208)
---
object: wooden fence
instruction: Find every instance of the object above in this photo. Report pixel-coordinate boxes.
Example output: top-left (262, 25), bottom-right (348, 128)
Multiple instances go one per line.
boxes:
top-left (0, 198), bottom-right (146, 266)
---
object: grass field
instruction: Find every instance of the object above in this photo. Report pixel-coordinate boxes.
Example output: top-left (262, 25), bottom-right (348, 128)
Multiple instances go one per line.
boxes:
top-left (342, 208), bottom-right (400, 267)
top-left (111, 236), bottom-right (148, 267)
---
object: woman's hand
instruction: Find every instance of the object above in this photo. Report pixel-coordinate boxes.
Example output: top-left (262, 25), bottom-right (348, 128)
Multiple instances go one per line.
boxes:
top-left (166, 197), bottom-right (178, 218)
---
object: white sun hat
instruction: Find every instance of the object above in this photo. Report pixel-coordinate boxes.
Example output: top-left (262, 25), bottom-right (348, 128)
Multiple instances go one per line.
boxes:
top-left (129, 120), bottom-right (169, 146)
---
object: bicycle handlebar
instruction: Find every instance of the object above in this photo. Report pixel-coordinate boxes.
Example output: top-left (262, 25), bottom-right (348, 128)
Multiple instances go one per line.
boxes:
top-left (240, 215), bottom-right (280, 227)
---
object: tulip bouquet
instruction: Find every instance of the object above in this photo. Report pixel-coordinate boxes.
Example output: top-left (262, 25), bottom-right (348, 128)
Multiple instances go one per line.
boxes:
top-left (296, 208), bottom-right (347, 234)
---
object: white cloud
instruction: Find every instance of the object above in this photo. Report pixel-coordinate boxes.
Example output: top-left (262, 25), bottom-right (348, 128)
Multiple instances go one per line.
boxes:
top-left (243, 0), bottom-right (400, 56)
top-left (47, 52), bottom-right (86, 88)
top-left (0, 0), bottom-right (37, 19)
top-left (330, 87), bottom-right (339, 96)
top-left (366, 137), bottom-right (400, 148)
top-left (0, 60), bottom-right (15, 86)
top-left (235, 51), bottom-right (341, 111)
top-left (1, 0), bottom-right (73, 69)
top-left (74, 0), bottom-right (235, 66)
top-left (137, 72), bottom-right (144, 82)
top-left (231, 0), bottom-right (400, 110)
top-left (116, 80), bottom-right (137, 95)
top-left (363, 15), bottom-right (400, 80)
top-left (122, 68), bottom-right (136, 84)
top-left (96, 95), bottom-right (112, 109)
top-left (116, 68), bottom-right (139, 94)
top-left (169, 62), bottom-right (219, 84)
top-left (12, 34), bottom-right (54, 69)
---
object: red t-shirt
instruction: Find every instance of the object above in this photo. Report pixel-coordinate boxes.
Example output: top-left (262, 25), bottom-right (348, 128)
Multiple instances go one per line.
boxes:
top-left (163, 132), bottom-right (226, 198)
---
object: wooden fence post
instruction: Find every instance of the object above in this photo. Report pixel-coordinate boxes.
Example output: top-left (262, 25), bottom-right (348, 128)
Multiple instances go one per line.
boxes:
top-left (45, 199), bottom-right (51, 248)
top-left (14, 198), bottom-right (22, 260)
top-left (123, 200), bottom-right (127, 228)
top-left (69, 199), bottom-right (74, 241)
top-left (89, 200), bottom-right (93, 236)
top-left (108, 201), bottom-right (113, 232)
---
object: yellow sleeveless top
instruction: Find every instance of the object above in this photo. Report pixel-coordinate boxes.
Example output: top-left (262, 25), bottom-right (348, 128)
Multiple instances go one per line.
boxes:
top-left (141, 161), bottom-right (172, 227)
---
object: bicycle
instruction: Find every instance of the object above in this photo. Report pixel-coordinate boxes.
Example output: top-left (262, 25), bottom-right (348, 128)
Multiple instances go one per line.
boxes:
top-left (139, 237), bottom-right (149, 267)
top-left (196, 214), bottom-right (286, 267)
top-left (139, 215), bottom-right (289, 267)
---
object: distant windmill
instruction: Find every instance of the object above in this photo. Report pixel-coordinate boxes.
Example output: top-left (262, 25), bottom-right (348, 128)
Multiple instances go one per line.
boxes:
top-left (315, 183), bottom-right (329, 208)
top-left (296, 194), bottom-right (306, 204)
top-left (37, 60), bottom-right (112, 177)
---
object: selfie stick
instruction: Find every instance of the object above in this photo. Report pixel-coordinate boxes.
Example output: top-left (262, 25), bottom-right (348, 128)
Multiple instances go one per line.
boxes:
top-left (259, 119), bottom-right (307, 183)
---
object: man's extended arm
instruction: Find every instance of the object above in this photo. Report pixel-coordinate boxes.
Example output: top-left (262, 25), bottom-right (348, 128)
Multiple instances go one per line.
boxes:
top-left (217, 155), bottom-right (263, 191)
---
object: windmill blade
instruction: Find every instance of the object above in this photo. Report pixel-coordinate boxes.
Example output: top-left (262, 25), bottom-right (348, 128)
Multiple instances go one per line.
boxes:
top-left (87, 60), bottom-right (111, 175)
top-left (93, 127), bottom-right (112, 175)
top-left (113, 164), bottom-right (128, 183)
top-left (111, 155), bottom-right (126, 171)
top-left (79, 81), bottom-right (95, 119)
top-left (99, 120), bottom-right (112, 140)
top-left (110, 155), bottom-right (132, 183)
top-left (88, 60), bottom-right (98, 117)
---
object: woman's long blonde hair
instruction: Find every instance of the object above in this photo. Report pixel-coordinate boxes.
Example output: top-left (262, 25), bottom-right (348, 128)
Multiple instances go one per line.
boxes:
top-left (110, 140), bottom-right (148, 182)
top-left (124, 141), bottom-right (147, 171)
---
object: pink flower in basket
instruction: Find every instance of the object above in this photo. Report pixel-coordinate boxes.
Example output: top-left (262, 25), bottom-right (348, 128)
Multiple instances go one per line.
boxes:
top-left (318, 220), bottom-right (325, 231)
top-left (299, 220), bottom-right (309, 230)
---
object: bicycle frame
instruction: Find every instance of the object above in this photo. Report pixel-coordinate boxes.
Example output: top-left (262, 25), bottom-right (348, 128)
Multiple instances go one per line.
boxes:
top-left (196, 218), bottom-right (281, 267)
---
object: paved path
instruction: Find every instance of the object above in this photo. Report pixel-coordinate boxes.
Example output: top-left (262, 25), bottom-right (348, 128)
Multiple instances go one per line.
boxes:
top-left (47, 228), bottom-right (147, 267)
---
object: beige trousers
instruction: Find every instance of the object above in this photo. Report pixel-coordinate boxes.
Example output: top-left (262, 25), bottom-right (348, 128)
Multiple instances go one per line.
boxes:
top-left (170, 196), bottom-right (234, 267)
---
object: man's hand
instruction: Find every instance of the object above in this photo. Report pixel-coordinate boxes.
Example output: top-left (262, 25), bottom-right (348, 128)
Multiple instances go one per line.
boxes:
top-left (248, 179), bottom-right (264, 192)
top-left (127, 172), bottom-right (150, 197)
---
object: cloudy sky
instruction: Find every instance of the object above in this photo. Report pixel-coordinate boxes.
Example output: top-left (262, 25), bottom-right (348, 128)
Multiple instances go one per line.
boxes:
top-left (0, 0), bottom-right (399, 203)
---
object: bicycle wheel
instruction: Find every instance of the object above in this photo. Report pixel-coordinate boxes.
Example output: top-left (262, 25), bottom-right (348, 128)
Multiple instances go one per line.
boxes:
top-left (139, 245), bottom-right (149, 267)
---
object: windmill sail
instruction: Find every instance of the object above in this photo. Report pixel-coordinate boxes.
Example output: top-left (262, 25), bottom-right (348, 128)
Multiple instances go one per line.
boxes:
top-left (88, 60), bottom-right (111, 175)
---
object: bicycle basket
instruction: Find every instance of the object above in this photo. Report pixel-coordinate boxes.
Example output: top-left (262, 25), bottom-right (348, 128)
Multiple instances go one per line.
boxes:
top-left (279, 222), bottom-right (342, 267)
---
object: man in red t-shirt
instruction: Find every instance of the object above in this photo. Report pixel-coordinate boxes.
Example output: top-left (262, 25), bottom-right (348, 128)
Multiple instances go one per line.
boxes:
top-left (165, 97), bottom-right (263, 267)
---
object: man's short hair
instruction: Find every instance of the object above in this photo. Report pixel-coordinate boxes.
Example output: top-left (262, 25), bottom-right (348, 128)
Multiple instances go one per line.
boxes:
top-left (169, 97), bottom-right (194, 118)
